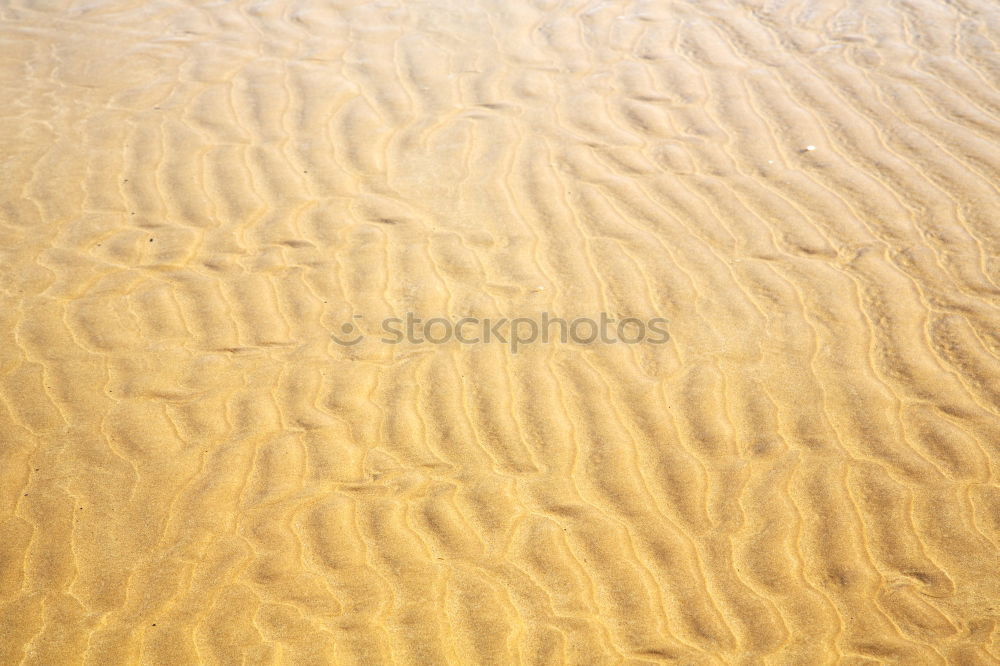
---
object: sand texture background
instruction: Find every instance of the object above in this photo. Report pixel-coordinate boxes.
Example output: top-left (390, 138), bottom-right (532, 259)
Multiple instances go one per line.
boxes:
top-left (2, 0), bottom-right (1000, 663)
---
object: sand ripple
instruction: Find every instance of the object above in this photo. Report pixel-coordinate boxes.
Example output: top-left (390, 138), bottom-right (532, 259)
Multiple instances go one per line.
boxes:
top-left (1, 0), bottom-right (999, 663)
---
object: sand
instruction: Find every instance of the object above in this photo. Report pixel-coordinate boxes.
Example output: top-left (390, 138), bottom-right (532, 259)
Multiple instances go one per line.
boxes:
top-left (1, 0), bottom-right (999, 663)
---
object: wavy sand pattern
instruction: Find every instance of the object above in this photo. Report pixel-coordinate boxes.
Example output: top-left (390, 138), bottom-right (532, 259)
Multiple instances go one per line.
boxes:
top-left (2, 0), bottom-right (1000, 662)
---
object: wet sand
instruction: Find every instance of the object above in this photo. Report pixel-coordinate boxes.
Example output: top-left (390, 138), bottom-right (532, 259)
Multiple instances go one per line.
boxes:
top-left (1, 0), bottom-right (1000, 663)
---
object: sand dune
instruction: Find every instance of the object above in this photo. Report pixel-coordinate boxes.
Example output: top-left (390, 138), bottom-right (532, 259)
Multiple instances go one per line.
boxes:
top-left (1, 0), bottom-right (999, 662)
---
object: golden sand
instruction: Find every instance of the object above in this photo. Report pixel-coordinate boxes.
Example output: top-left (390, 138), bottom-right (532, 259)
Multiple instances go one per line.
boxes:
top-left (2, 0), bottom-right (1000, 663)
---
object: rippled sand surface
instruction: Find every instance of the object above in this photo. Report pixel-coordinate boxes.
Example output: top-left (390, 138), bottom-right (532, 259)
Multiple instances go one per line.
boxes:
top-left (2, 0), bottom-right (1000, 662)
